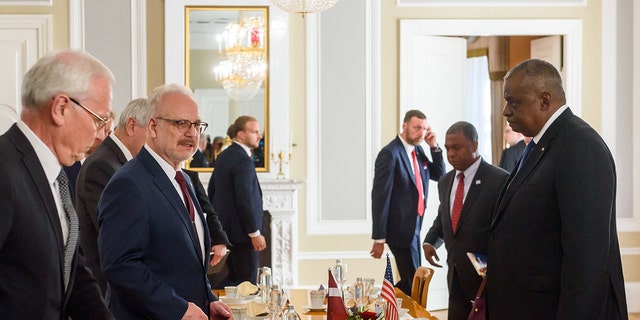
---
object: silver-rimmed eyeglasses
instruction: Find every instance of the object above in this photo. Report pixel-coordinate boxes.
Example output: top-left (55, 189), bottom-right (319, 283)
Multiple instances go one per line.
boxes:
top-left (68, 97), bottom-right (110, 131)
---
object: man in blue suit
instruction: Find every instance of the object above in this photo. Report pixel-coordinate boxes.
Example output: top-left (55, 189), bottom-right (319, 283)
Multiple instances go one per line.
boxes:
top-left (208, 115), bottom-right (265, 286)
top-left (98, 84), bottom-right (232, 319)
top-left (371, 109), bottom-right (446, 294)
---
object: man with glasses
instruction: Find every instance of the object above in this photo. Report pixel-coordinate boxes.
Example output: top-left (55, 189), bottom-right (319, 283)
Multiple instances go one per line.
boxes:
top-left (208, 115), bottom-right (265, 286)
top-left (98, 84), bottom-right (232, 319)
top-left (0, 49), bottom-right (114, 319)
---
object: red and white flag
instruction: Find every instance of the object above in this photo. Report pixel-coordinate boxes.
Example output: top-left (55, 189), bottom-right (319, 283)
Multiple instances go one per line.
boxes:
top-left (327, 269), bottom-right (348, 320)
top-left (381, 254), bottom-right (399, 320)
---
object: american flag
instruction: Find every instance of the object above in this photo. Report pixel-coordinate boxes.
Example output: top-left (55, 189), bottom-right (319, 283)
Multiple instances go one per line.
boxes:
top-left (381, 254), bottom-right (399, 320)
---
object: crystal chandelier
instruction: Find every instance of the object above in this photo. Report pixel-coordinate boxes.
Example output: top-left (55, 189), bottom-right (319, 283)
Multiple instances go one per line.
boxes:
top-left (213, 15), bottom-right (267, 102)
top-left (270, 0), bottom-right (339, 17)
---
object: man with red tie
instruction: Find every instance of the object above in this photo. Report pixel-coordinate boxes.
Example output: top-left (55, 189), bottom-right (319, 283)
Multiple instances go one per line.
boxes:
top-left (422, 121), bottom-right (508, 320)
top-left (370, 109), bottom-right (445, 295)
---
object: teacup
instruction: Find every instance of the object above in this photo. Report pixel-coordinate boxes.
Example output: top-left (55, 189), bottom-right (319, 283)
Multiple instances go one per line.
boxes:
top-left (396, 297), bottom-right (403, 307)
top-left (225, 286), bottom-right (238, 299)
top-left (309, 290), bottom-right (325, 309)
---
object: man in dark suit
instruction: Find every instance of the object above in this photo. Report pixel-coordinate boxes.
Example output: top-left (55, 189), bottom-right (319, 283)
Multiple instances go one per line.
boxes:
top-left (0, 50), bottom-right (113, 319)
top-left (98, 84), bottom-right (232, 319)
top-left (497, 123), bottom-right (526, 172)
top-left (370, 109), bottom-right (446, 295)
top-left (208, 115), bottom-right (265, 286)
top-left (75, 97), bottom-right (150, 295)
top-left (422, 121), bottom-right (508, 320)
top-left (487, 59), bottom-right (628, 319)
top-left (190, 134), bottom-right (210, 167)
top-left (184, 169), bottom-right (231, 267)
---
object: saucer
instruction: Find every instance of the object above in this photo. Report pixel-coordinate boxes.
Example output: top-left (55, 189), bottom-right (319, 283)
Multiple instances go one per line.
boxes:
top-left (303, 305), bottom-right (327, 312)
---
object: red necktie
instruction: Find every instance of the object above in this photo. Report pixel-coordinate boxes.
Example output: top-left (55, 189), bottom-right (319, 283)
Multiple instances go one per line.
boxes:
top-left (175, 171), bottom-right (202, 259)
top-left (451, 172), bottom-right (465, 234)
top-left (411, 149), bottom-right (425, 216)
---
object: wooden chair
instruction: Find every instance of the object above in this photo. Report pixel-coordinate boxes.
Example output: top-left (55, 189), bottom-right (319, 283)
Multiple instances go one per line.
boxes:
top-left (410, 266), bottom-right (434, 308)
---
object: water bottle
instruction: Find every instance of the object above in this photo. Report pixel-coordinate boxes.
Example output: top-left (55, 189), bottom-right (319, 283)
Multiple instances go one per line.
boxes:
top-left (333, 259), bottom-right (346, 286)
top-left (269, 285), bottom-right (284, 319)
top-left (354, 277), bottom-right (366, 306)
top-left (282, 304), bottom-right (300, 320)
top-left (258, 266), bottom-right (272, 302)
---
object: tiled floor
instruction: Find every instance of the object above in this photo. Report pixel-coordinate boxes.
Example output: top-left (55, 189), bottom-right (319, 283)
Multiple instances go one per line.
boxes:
top-left (428, 309), bottom-right (639, 320)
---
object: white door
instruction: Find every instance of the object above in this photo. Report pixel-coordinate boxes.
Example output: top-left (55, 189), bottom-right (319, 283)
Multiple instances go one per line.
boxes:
top-left (400, 32), bottom-right (467, 310)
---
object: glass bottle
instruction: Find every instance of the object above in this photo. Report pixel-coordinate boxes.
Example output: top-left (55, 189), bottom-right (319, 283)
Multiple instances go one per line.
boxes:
top-left (333, 259), bottom-right (347, 287)
top-left (269, 285), bottom-right (284, 319)
top-left (258, 266), bottom-right (272, 302)
top-left (354, 277), bottom-right (366, 306)
top-left (282, 304), bottom-right (300, 320)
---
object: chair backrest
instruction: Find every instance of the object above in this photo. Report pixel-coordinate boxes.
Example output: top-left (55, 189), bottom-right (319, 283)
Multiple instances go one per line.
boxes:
top-left (410, 266), bottom-right (434, 308)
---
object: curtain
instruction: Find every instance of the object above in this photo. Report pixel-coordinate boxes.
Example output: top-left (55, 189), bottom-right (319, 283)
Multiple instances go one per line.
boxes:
top-left (465, 56), bottom-right (493, 161)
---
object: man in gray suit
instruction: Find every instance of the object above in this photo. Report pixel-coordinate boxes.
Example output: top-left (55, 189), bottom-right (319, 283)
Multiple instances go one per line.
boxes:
top-left (423, 121), bottom-right (508, 320)
top-left (75, 97), bottom-right (151, 294)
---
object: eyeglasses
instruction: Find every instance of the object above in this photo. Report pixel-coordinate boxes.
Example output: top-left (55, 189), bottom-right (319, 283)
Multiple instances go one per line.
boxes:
top-left (68, 97), bottom-right (110, 131)
top-left (155, 117), bottom-right (208, 134)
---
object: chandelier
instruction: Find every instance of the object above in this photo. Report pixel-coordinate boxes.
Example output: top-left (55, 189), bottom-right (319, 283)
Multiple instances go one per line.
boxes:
top-left (213, 15), bottom-right (267, 102)
top-left (270, 0), bottom-right (339, 17)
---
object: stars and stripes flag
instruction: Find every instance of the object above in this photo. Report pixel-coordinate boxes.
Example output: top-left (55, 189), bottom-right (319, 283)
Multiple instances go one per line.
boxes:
top-left (327, 269), bottom-right (348, 320)
top-left (381, 254), bottom-right (399, 320)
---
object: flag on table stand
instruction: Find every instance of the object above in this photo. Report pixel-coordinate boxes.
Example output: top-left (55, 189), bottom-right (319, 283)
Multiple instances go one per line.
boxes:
top-left (327, 269), bottom-right (348, 320)
top-left (381, 254), bottom-right (399, 320)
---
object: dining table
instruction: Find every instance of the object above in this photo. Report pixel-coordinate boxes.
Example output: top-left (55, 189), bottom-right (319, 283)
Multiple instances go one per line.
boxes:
top-left (213, 287), bottom-right (438, 320)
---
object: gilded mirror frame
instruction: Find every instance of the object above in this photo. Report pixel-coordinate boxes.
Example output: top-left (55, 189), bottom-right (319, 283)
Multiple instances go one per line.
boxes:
top-left (184, 5), bottom-right (270, 173)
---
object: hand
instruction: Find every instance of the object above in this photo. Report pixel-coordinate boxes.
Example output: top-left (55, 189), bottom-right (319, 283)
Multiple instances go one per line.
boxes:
top-left (424, 126), bottom-right (437, 147)
top-left (251, 235), bottom-right (266, 251)
top-left (209, 301), bottom-right (233, 320)
top-left (181, 302), bottom-right (207, 319)
top-left (209, 244), bottom-right (228, 267)
top-left (370, 242), bottom-right (384, 259)
top-left (422, 243), bottom-right (442, 268)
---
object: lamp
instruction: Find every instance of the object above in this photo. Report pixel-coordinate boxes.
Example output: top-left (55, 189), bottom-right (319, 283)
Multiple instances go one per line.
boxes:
top-left (213, 15), bottom-right (267, 102)
top-left (270, 0), bottom-right (338, 17)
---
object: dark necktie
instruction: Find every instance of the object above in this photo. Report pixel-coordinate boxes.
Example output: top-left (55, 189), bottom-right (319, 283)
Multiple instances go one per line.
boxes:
top-left (411, 149), bottom-right (425, 216)
top-left (451, 172), bottom-right (464, 234)
top-left (174, 171), bottom-right (202, 259)
top-left (517, 140), bottom-right (537, 171)
top-left (57, 170), bottom-right (78, 290)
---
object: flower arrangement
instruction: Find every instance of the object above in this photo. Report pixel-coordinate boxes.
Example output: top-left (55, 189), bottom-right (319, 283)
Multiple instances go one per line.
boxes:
top-left (346, 304), bottom-right (382, 320)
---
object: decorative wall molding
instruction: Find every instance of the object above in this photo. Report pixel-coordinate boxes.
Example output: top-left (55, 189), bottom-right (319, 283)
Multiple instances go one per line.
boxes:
top-left (626, 282), bottom-right (640, 312)
top-left (0, 14), bottom-right (52, 113)
top-left (0, 0), bottom-right (52, 6)
top-left (131, 0), bottom-right (147, 98)
top-left (305, 0), bottom-right (381, 235)
top-left (397, 0), bottom-right (585, 6)
top-left (69, 0), bottom-right (84, 49)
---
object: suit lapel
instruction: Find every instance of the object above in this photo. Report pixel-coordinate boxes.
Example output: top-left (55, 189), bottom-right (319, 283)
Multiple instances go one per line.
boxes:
top-left (492, 109), bottom-right (571, 227)
top-left (457, 161), bottom-right (486, 232)
top-left (103, 136), bottom-right (128, 165)
top-left (9, 126), bottom-right (66, 282)
top-left (442, 172), bottom-right (455, 230)
top-left (395, 138), bottom-right (416, 186)
top-left (138, 148), bottom-right (204, 263)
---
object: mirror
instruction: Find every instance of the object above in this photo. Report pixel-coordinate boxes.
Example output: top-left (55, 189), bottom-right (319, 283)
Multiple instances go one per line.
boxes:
top-left (185, 6), bottom-right (269, 172)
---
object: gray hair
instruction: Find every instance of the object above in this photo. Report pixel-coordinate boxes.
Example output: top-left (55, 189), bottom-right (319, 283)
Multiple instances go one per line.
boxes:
top-left (117, 97), bottom-right (151, 128)
top-left (21, 49), bottom-right (115, 110)
top-left (147, 83), bottom-right (196, 116)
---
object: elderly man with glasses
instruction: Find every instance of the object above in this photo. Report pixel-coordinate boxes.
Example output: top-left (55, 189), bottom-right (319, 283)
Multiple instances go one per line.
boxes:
top-left (98, 83), bottom-right (231, 320)
top-left (0, 49), bottom-right (114, 319)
